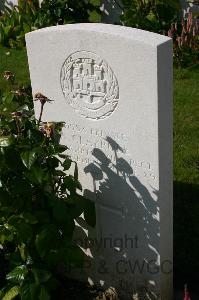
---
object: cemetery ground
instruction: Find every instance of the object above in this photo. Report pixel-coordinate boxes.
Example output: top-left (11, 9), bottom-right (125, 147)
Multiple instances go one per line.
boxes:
top-left (0, 45), bottom-right (198, 298)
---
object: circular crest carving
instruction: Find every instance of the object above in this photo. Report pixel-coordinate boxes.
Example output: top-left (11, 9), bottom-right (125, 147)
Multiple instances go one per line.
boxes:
top-left (60, 51), bottom-right (119, 120)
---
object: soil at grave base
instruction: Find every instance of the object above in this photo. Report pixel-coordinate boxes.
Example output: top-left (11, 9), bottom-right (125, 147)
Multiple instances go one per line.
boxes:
top-left (52, 278), bottom-right (120, 300)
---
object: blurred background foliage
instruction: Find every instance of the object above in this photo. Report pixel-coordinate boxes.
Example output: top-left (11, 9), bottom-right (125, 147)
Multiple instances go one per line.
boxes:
top-left (121, 0), bottom-right (181, 33)
top-left (0, 0), bottom-right (198, 67)
top-left (0, 0), bottom-right (101, 48)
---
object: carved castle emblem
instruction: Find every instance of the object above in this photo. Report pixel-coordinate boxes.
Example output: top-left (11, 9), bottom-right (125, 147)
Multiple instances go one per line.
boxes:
top-left (60, 51), bottom-right (119, 120)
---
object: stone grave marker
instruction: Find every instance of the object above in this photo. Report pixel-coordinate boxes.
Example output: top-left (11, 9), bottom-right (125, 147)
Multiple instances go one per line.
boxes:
top-left (26, 23), bottom-right (173, 299)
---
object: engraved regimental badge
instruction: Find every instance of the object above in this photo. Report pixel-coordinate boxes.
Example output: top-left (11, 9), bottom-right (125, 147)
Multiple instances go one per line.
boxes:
top-left (60, 51), bottom-right (119, 120)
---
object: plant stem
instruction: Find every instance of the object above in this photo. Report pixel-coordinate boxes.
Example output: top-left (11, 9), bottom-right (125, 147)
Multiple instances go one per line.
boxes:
top-left (38, 102), bottom-right (44, 124)
top-left (15, 119), bottom-right (20, 136)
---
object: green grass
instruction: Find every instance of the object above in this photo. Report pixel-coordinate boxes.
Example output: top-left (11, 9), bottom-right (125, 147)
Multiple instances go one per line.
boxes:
top-left (173, 66), bottom-right (199, 290)
top-left (0, 46), bottom-right (198, 290)
top-left (174, 66), bottom-right (199, 184)
top-left (0, 46), bottom-right (30, 91)
top-left (174, 68), bottom-right (199, 184)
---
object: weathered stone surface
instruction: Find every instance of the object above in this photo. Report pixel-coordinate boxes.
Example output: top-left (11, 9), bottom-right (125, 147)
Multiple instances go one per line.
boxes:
top-left (26, 23), bottom-right (173, 300)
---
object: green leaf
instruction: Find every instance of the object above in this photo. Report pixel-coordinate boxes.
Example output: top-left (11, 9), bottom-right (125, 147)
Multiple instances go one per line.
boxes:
top-left (57, 145), bottom-right (68, 153)
top-left (0, 136), bottom-right (15, 147)
top-left (53, 201), bottom-right (68, 223)
top-left (83, 198), bottom-right (96, 227)
top-left (0, 225), bottom-right (13, 244)
top-left (90, 0), bottom-right (101, 6)
top-left (162, 0), bottom-right (180, 9)
top-left (58, 154), bottom-right (67, 159)
top-left (89, 10), bottom-right (101, 22)
top-left (23, 23), bottom-right (31, 34)
top-left (62, 175), bottom-right (82, 194)
top-left (17, 223), bottom-right (33, 244)
top-left (8, 215), bottom-right (22, 227)
top-left (2, 286), bottom-right (20, 300)
top-left (28, 165), bottom-right (48, 184)
top-left (4, 92), bottom-right (15, 105)
top-left (46, 156), bottom-right (60, 170)
top-left (62, 158), bottom-right (72, 170)
top-left (35, 225), bottom-right (58, 258)
top-left (67, 198), bottom-right (84, 219)
top-left (21, 150), bottom-right (36, 169)
top-left (0, 189), bottom-right (11, 207)
top-left (20, 283), bottom-right (40, 300)
top-left (39, 286), bottom-right (50, 300)
top-left (27, 129), bottom-right (44, 143)
top-left (8, 216), bottom-right (33, 243)
top-left (23, 213), bottom-right (38, 224)
top-left (9, 177), bottom-right (31, 198)
top-left (6, 265), bottom-right (28, 284)
top-left (54, 170), bottom-right (65, 176)
top-left (46, 245), bottom-right (83, 268)
top-left (61, 217), bottom-right (75, 237)
top-left (32, 269), bottom-right (51, 284)
top-left (18, 244), bottom-right (26, 261)
top-left (35, 211), bottom-right (50, 224)
top-left (3, 25), bottom-right (12, 36)
top-left (66, 245), bottom-right (84, 267)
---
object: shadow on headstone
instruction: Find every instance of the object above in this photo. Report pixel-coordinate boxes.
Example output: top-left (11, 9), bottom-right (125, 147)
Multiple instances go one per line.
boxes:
top-left (71, 137), bottom-right (161, 299)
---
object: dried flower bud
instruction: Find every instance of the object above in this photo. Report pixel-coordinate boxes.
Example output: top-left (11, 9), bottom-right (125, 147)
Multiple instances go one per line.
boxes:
top-left (11, 111), bottom-right (22, 119)
top-left (34, 92), bottom-right (53, 105)
top-left (11, 88), bottom-right (26, 97)
top-left (44, 122), bottom-right (54, 138)
top-left (40, 122), bottom-right (54, 138)
top-left (3, 71), bottom-right (14, 81)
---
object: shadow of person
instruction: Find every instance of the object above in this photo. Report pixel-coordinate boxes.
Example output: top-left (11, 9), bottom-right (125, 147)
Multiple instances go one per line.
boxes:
top-left (78, 136), bottom-right (160, 299)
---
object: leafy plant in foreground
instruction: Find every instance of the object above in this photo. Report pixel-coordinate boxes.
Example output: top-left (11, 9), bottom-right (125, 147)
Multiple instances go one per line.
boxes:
top-left (0, 74), bottom-right (95, 299)
top-left (0, 1), bottom-right (39, 48)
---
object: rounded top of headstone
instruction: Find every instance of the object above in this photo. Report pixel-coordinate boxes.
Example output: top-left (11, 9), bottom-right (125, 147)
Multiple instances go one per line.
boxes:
top-left (26, 23), bottom-right (171, 47)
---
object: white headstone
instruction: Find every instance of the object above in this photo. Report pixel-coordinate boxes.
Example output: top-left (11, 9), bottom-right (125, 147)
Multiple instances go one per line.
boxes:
top-left (26, 24), bottom-right (173, 299)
